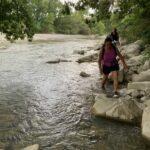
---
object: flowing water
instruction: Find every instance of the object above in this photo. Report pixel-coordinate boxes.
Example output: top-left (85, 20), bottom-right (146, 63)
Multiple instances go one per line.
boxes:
top-left (0, 34), bottom-right (148, 150)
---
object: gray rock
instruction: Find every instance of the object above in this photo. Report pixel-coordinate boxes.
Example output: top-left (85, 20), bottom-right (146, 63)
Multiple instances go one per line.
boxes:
top-left (142, 106), bottom-right (150, 143)
top-left (77, 53), bottom-right (98, 63)
top-left (92, 96), bottom-right (142, 123)
top-left (46, 59), bottom-right (60, 64)
top-left (144, 100), bottom-right (150, 107)
top-left (131, 90), bottom-right (141, 99)
top-left (22, 144), bottom-right (39, 150)
top-left (121, 41), bottom-right (142, 58)
top-left (141, 96), bottom-right (149, 102)
top-left (46, 59), bottom-right (71, 64)
top-left (128, 82), bottom-right (150, 90)
top-left (74, 50), bottom-right (85, 55)
top-left (142, 60), bottom-right (150, 71)
top-left (80, 71), bottom-right (90, 77)
top-left (127, 55), bottom-right (143, 66)
top-left (59, 59), bottom-right (72, 62)
top-left (132, 69), bottom-right (150, 82)
top-left (94, 45), bottom-right (102, 51)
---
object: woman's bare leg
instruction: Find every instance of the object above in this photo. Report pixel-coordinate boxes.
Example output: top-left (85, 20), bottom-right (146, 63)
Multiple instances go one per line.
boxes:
top-left (101, 74), bottom-right (108, 89)
top-left (112, 71), bottom-right (118, 92)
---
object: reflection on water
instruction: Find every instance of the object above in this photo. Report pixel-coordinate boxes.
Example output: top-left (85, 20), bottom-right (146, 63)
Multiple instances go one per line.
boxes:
top-left (0, 35), bottom-right (147, 149)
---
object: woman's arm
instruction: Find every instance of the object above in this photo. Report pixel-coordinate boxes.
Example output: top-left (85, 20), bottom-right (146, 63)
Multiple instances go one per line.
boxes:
top-left (116, 48), bottom-right (128, 70)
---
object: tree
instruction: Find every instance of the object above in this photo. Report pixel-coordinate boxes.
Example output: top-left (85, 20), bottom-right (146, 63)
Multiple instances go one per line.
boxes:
top-left (76, 0), bottom-right (111, 21)
top-left (0, 0), bottom-right (35, 41)
top-left (31, 0), bottom-right (62, 33)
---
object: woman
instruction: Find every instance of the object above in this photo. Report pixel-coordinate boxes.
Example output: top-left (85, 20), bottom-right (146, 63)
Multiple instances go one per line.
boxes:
top-left (98, 37), bottom-right (128, 97)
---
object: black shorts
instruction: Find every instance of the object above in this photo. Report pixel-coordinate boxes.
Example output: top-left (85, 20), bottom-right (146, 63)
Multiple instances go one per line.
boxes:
top-left (103, 64), bottom-right (119, 75)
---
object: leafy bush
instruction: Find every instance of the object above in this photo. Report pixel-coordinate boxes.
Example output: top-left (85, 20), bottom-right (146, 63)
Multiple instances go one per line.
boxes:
top-left (92, 21), bottom-right (105, 35)
top-left (143, 46), bottom-right (150, 61)
top-left (54, 14), bottom-right (90, 35)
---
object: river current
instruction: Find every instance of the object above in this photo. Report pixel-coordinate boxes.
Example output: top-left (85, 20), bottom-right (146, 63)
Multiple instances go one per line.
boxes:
top-left (0, 35), bottom-right (147, 149)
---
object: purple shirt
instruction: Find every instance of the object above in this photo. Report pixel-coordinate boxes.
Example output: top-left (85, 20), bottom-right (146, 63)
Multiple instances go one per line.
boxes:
top-left (103, 47), bottom-right (117, 67)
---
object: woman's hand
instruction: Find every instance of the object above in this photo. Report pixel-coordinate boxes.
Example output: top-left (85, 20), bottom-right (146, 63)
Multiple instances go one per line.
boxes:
top-left (124, 64), bottom-right (129, 71)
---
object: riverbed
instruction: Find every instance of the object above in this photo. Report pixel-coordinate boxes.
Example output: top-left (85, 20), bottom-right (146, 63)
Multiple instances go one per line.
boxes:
top-left (0, 34), bottom-right (147, 149)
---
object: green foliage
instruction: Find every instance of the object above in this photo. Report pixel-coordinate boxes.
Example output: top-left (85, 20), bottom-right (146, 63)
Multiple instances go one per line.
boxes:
top-left (143, 46), bottom-right (150, 61)
top-left (108, 0), bottom-right (150, 44)
top-left (76, 0), bottom-right (111, 21)
top-left (54, 13), bottom-right (90, 35)
top-left (0, 0), bottom-right (35, 41)
top-left (31, 0), bottom-right (62, 33)
top-left (92, 21), bottom-right (105, 35)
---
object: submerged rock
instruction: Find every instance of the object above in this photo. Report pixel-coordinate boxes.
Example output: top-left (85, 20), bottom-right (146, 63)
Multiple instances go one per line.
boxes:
top-left (22, 144), bottom-right (39, 150)
top-left (92, 95), bottom-right (142, 123)
top-left (80, 71), bottom-right (91, 77)
top-left (46, 59), bottom-right (71, 64)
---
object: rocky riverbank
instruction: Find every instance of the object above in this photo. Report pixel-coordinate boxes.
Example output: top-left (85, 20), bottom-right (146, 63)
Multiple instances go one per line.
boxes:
top-left (0, 34), bottom-right (148, 149)
top-left (86, 40), bottom-right (150, 145)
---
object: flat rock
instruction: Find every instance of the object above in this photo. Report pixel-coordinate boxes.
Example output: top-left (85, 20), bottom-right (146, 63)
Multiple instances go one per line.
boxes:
top-left (128, 82), bottom-right (150, 90)
top-left (46, 59), bottom-right (60, 64)
top-left (92, 98), bottom-right (115, 116)
top-left (92, 96), bottom-right (142, 123)
top-left (77, 53), bottom-right (98, 63)
top-left (142, 106), bottom-right (150, 143)
top-left (22, 144), bottom-right (39, 150)
top-left (46, 59), bottom-right (71, 64)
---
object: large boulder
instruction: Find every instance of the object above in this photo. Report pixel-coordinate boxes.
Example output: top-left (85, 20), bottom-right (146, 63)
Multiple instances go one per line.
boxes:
top-left (142, 106), bottom-right (150, 143)
top-left (22, 144), bottom-right (39, 150)
top-left (92, 96), bottom-right (142, 123)
top-left (92, 97), bottom-right (115, 117)
top-left (128, 82), bottom-right (150, 90)
top-left (132, 69), bottom-right (150, 82)
top-left (77, 53), bottom-right (98, 63)
top-left (141, 60), bottom-right (150, 72)
top-left (120, 40), bottom-right (142, 58)
top-left (127, 55), bottom-right (143, 67)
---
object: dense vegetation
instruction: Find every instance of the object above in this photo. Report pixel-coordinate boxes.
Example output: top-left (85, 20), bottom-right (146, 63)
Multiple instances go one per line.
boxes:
top-left (76, 0), bottom-right (150, 44)
top-left (1, 0), bottom-right (149, 48)
top-left (0, 0), bottom-right (92, 41)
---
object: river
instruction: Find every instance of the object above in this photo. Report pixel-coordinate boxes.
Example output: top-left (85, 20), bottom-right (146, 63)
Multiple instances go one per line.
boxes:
top-left (0, 34), bottom-right (147, 149)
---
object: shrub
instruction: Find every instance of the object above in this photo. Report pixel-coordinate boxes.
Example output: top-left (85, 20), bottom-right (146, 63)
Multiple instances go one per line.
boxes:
top-left (54, 14), bottom-right (90, 35)
top-left (92, 21), bottom-right (105, 35)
